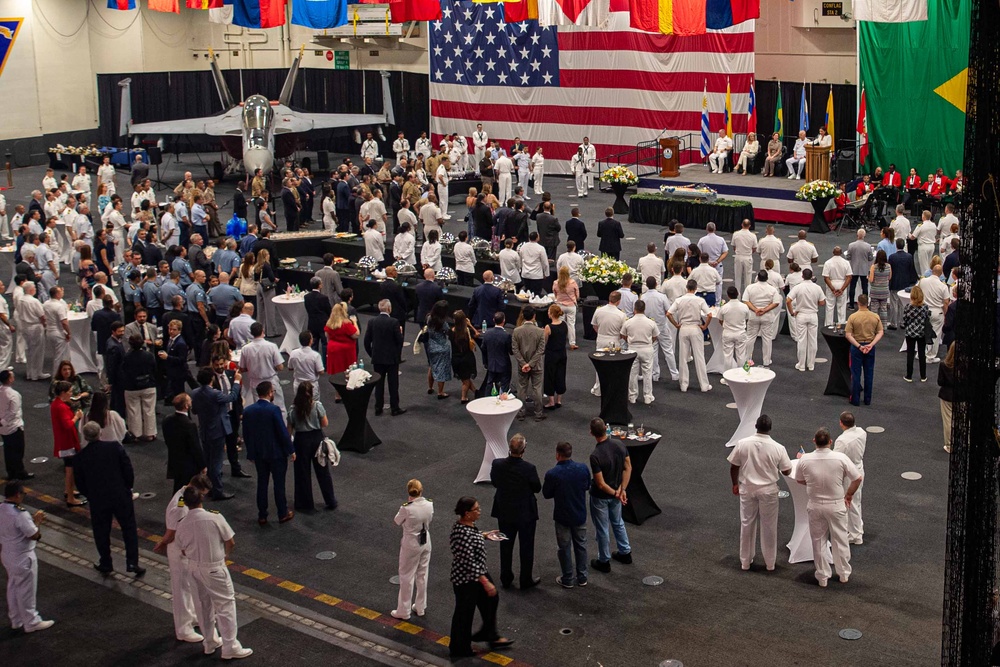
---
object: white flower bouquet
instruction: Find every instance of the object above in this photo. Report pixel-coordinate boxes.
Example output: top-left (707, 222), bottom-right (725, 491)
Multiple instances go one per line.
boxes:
top-left (600, 165), bottom-right (639, 186)
top-left (795, 180), bottom-right (839, 201)
top-left (581, 255), bottom-right (641, 285)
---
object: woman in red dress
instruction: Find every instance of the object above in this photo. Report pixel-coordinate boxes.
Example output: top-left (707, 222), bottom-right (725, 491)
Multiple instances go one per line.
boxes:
top-left (325, 303), bottom-right (359, 375)
top-left (51, 380), bottom-right (87, 507)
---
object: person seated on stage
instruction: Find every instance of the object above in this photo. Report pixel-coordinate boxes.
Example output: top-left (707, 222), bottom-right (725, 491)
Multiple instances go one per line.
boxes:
top-left (785, 131), bottom-right (808, 180)
top-left (835, 183), bottom-right (850, 217)
top-left (855, 175), bottom-right (875, 198)
top-left (871, 166), bottom-right (884, 184)
top-left (810, 126), bottom-right (833, 149)
top-left (881, 163), bottom-right (902, 188)
top-left (904, 168), bottom-right (921, 190)
top-left (708, 129), bottom-right (734, 174)
top-left (927, 170), bottom-right (949, 196)
top-left (762, 133), bottom-right (783, 177)
top-left (735, 132), bottom-right (759, 175)
top-left (949, 169), bottom-right (965, 193)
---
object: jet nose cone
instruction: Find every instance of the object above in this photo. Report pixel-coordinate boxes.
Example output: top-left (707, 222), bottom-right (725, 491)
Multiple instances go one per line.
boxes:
top-left (244, 148), bottom-right (273, 175)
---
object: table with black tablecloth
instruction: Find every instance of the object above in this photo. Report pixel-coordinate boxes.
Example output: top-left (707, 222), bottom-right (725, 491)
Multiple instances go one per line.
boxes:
top-left (272, 234), bottom-right (335, 262)
top-left (581, 301), bottom-right (604, 341)
top-left (628, 196), bottom-right (754, 233)
top-left (329, 372), bottom-right (382, 453)
top-left (623, 435), bottom-right (662, 526)
top-left (821, 328), bottom-right (852, 397)
top-left (590, 351), bottom-right (636, 425)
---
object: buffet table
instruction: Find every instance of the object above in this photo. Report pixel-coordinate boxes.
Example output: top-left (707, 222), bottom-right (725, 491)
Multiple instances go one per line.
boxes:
top-left (271, 231), bottom-right (336, 262)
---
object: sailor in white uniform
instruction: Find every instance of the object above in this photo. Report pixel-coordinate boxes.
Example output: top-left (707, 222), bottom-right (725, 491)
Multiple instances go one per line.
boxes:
top-left (0, 480), bottom-right (54, 633)
top-left (391, 479), bottom-right (434, 620)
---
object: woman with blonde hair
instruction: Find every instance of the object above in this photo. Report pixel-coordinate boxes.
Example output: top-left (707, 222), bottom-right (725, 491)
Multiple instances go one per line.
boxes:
top-left (481, 183), bottom-right (499, 210)
top-left (902, 285), bottom-right (930, 382)
top-left (392, 479), bottom-right (434, 620)
top-left (254, 248), bottom-right (279, 336)
top-left (552, 265), bottom-right (580, 350)
top-left (237, 250), bottom-right (259, 310)
top-left (324, 302), bottom-right (359, 374)
top-left (736, 132), bottom-right (759, 175)
top-left (543, 304), bottom-right (568, 408)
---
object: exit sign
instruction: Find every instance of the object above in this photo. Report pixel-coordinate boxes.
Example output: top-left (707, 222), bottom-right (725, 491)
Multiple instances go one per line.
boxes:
top-left (334, 51), bottom-right (350, 70)
top-left (822, 1), bottom-right (843, 16)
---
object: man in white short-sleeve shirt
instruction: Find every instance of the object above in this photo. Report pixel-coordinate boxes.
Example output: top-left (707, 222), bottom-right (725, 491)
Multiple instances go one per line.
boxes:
top-left (833, 411), bottom-right (867, 545)
top-left (918, 267), bottom-right (950, 360)
top-left (794, 427), bottom-right (863, 587)
top-left (620, 300), bottom-right (659, 405)
top-left (786, 269), bottom-right (826, 371)
top-left (757, 226), bottom-right (785, 267)
top-left (730, 219), bottom-right (757, 294)
top-left (697, 223), bottom-right (729, 302)
top-left (742, 271), bottom-right (783, 366)
top-left (727, 414), bottom-right (791, 571)
top-left (590, 292), bottom-right (627, 396)
top-left (786, 230), bottom-right (818, 268)
top-left (238, 323), bottom-right (285, 415)
top-left (667, 280), bottom-right (712, 392)
top-left (821, 247), bottom-right (852, 327)
top-left (717, 286), bottom-right (751, 370)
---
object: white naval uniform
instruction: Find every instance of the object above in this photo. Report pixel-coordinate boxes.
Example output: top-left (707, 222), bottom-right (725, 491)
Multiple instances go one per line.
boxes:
top-left (757, 235), bottom-right (785, 267)
top-left (361, 139), bottom-right (379, 160)
top-left (42, 298), bottom-right (69, 378)
top-left (164, 488), bottom-right (200, 640)
top-left (639, 289), bottom-right (677, 382)
top-left (580, 142), bottom-right (597, 189)
top-left (495, 156), bottom-right (514, 203)
top-left (717, 298), bottom-right (750, 370)
top-left (0, 296), bottom-right (12, 371)
top-left (727, 434), bottom-right (792, 570)
top-left (530, 153), bottom-right (545, 194)
top-left (97, 163), bottom-right (116, 195)
top-left (786, 239), bottom-right (818, 269)
top-left (833, 426), bottom-right (867, 543)
top-left (794, 448), bottom-right (862, 585)
top-left (787, 281), bottom-right (825, 371)
top-left (0, 193), bottom-right (7, 238)
top-left (731, 229), bottom-right (757, 294)
top-left (918, 275), bottom-right (949, 358)
top-left (287, 346), bottom-right (325, 397)
top-left (668, 293), bottom-right (711, 392)
top-left (912, 220), bottom-right (937, 276)
top-left (435, 164), bottom-right (450, 218)
top-left (238, 338), bottom-right (286, 415)
top-left (0, 501), bottom-right (43, 629)
top-left (18, 295), bottom-right (45, 380)
top-left (392, 138), bottom-right (410, 164)
top-left (590, 304), bottom-right (626, 395)
top-left (622, 313), bottom-right (659, 404)
top-left (415, 137), bottom-right (432, 159)
top-left (742, 281), bottom-right (782, 366)
top-left (393, 496), bottom-right (433, 618)
top-left (821, 255), bottom-right (852, 327)
top-left (708, 136), bottom-right (733, 173)
top-left (697, 233), bottom-right (729, 302)
top-left (514, 151), bottom-right (531, 197)
top-left (12, 286), bottom-right (25, 364)
top-left (175, 507), bottom-right (246, 657)
top-left (570, 154), bottom-right (588, 197)
top-left (473, 131), bottom-right (489, 164)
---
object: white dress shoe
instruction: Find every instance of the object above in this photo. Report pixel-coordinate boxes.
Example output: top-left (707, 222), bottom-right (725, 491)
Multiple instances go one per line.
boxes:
top-left (222, 647), bottom-right (254, 660)
top-left (25, 620), bottom-right (55, 633)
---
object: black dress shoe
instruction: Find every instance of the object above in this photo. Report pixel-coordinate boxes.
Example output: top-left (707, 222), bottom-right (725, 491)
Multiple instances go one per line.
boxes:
top-left (612, 551), bottom-right (633, 565)
top-left (231, 471), bottom-right (252, 479)
top-left (211, 493), bottom-right (235, 501)
top-left (520, 577), bottom-right (541, 590)
top-left (93, 564), bottom-right (113, 575)
top-left (391, 408), bottom-right (407, 416)
top-left (127, 564), bottom-right (147, 578)
top-left (590, 558), bottom-right (611, 573)
top-left (490, 638), bottom-right (515, 649)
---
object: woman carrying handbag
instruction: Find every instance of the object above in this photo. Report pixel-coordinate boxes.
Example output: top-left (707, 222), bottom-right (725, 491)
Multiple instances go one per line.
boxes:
top-left (287, 383), bottom-right (337, 511)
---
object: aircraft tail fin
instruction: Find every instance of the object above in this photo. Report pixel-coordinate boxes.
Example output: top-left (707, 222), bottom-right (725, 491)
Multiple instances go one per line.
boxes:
top-left (380, 70), bottom-right (395, 126)
top-left (208, 47), bottom-right (236, 110)
top-left (117, 78), bottom-right (132, 137)
top-left (279, 45), bottom-right (305, 107)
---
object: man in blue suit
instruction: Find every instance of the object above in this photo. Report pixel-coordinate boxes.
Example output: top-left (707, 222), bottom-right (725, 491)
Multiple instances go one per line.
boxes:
top-left (467, 270), bottom-right (506, 331)
top-left (243, 381), bottom-right (296, 526)
top-left (481, 312), bottom-right (513, 394)
top-left (159, 319), bottom-right (190, 402)
top-left (190, 367), bottom-right (242, 501)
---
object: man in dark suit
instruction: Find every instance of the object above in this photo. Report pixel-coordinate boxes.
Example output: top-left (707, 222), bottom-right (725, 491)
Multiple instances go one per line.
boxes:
top-left (91, 295), bottom-right (120, 357)
top-left (490, 434), bottom-right (541, 589)
top-left (162, 393), bottom-right (206, 492)
top-left (191, 367), bottom-right (242, 501)
top-left (135, 228), bottom-right (163, 266)
top-left (298, 170), bottom-right (315, 224)
top-left (564, 207), bottom-right (587, 251)
top-left (388, 175), bottom-right (403, 234)
top-left (105, 321), bottom-right (127, 419)
top-left (304, 277), bottom-right (332, 353)
top-left (159, 319), bottom-right (190, 402)
top-left (414, 268), bottom-right (444, 325)
top-left (210, 356), bottom-right (250, 480)
top-left (379, 267), bottom-right (409, 356)
top-left (130, 154), bottom-right (149, 187)
top-left (335, 173), bottom-right (352, 233)
top-left (364, 300), bottom-right (406, 417)
top-left (73, 421), bottom-right (145, 577)
top-left (161, 294), bottom-right (195, 350)
top-left (468, 271), bottom-right (505, 330)
top-left (243, 381), bottom-right (295, 525)
top-left (535, 203), bottom-right (562, 261)
top-left (234, 181), bottom-right (248, 223)
top-left (280, 179), bottom-right (300, 232)
top-left (481, 312), bottom-right (513, 394)
top-left (597, 208), bottom-right (625, 260)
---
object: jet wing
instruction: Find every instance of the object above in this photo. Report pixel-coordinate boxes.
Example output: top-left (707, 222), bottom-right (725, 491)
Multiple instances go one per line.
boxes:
top-left (273, 107), bottom-right (387, 134)
top-left (129, 107), bottom-right (243, 137)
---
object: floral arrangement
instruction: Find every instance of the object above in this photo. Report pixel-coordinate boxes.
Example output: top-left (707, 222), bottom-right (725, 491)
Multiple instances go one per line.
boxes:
top-left (581, 255), bottom-right (641, 285)
top-left (600, 165), bottom-right (639, 186)
top-left (658, 184), bottom-right (718, 197)
top-left (631, 193), bottom-right (750, 208)
top-left (48, 144), bottom-right (102, 156)
top-left (795, 180), bottom-right (839, 201)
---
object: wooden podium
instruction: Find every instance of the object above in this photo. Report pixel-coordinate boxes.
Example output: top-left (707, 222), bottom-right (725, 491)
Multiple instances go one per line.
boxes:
top-left (805, 145), bottom-right (831, 182)
top-left (660, 138), bottom-right (680, 177)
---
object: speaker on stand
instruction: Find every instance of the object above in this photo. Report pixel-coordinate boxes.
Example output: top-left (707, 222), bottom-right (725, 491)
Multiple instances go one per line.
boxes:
top-left (835, 150), bottom-right (856, 183)
top-left (145, 146), bottom-right (165, 192)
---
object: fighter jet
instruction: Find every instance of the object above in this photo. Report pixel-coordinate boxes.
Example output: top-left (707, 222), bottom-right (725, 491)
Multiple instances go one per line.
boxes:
top-left (126, 46), bottom-right (392, 174)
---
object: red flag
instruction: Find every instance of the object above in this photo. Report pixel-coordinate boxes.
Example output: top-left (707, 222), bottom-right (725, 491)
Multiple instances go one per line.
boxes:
top-left (187, 0), bottom-right (224, 8)
top-left (149, 0), bottom-right (180, 10)
top-left (390, 0), bottom-right (440, 22)
top-left (857, 85), bottom-right (868, 166)
top-left (747, 79), bottom-right (757, 134)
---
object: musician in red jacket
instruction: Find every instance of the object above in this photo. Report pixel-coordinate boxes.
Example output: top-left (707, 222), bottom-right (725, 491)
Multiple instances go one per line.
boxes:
top-left (950, 169), bottom-right (965, 193)
top-left (856, 174), bottom-right (875, 198)
top-left (881, 163), bottom-right (902, 188)
top-left (928, 169), bottom-right (949, 196)
top-left (904, 168), bottom-right (921, 190)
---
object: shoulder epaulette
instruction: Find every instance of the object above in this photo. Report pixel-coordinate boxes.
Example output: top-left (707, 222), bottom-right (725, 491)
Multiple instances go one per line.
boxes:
top-left (177, 499), bottom-right (185, 507)
top-left (209, 509), bottom-right (220, 514)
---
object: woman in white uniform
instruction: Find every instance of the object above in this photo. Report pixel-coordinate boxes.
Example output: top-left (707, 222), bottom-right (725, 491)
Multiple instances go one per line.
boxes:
top-left (530, 148), bottom-right (545, 195)
top-left (391, 479), bottom-right (434, 620)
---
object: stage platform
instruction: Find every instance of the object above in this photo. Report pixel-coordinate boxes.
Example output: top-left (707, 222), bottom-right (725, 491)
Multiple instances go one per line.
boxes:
top-left (638, 165), bottom-right (816, 226)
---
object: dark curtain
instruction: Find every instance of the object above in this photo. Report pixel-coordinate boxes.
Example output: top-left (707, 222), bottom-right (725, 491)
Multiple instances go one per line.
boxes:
top-left (754, 81), bottom-right (857, 154)
top-left (96, 69), bottom-right (429, 160)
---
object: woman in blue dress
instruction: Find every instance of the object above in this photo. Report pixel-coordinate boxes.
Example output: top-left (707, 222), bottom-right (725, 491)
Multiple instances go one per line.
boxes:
top-left (424, 300), bottom-right (453, 399)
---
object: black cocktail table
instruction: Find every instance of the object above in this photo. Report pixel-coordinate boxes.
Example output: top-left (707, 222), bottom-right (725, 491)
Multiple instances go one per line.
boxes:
top-left (329, 372), bottom-right (382, 453)
top-left (590, 351), bottom-right (635, 425)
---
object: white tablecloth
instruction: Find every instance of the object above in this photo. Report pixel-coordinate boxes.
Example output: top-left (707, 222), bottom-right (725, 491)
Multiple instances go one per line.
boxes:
top-left (781, 460), bottom-right (833, 564)
top-left (706, 307), bottom-right (727, 375)
top-left (272, 294), bottom-right (307, 355)
top-left (722, 366), bottom-right (775, 447)
top-left (67, 311), bottom-right (101, 374)
top-left (467, 397), bottom-right (523, 483)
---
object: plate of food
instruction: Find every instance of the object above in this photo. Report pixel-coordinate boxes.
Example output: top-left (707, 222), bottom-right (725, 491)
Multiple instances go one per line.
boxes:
top-left (332, 257), bottom-right (350, 265)
top-left (279, 258), bottom-right (297, 266)
top-left (334, 232), bottom-right (358, 239)
top-left (593, 352), bottom-right (606, 357)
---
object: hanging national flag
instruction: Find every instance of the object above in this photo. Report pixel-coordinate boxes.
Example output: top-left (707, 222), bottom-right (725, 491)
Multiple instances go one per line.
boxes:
top-left (798, 83), bottom-right (808, 131)
top-left (854, 0), bottom-right (927, 22)
top-left (700, 80), bottom-right (711, 158)
top-left (824, 86), bottom-right (835, 144)
top-left (746, 79), bottom-right (756, 133)
top-left (706, 0), bottom-right (759, 29)
top-left (149, 0), bottom-right (180, 11)
top-left (187, 0), bottom-right (224, 8)
top-left (857, 85), bottom-right (868, 165)
top-left (537, 0), bottom-right (609, 27)
top-left (774, 84), bottom-right (783, 136)
top-left (233, 0), bottom-right (286, 28)
top-left (504, 0), bottom-right (538, 21)
top-left (628, 0), bottom-right (672, 34)
top-left (724, 77), bottom-right (732, 136)
top-left (390, 0), bottom-right (441, 21)
top-left (209, 0), bottom-right (235, 23)
top-left (291, 0), bottom-right (348, 28)
top-left (108, 0), bottom-right (136, 9)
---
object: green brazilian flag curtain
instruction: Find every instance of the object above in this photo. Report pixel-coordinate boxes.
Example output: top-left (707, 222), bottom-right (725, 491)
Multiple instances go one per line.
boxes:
top-left (858, 0), bottom-right (970, 178)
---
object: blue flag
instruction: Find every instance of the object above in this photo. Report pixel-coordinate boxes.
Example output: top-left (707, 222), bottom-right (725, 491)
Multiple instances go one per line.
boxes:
top-left (291, 0), bottom-right (348, 29)
top-left (799, 83), bottom-right (809, 132)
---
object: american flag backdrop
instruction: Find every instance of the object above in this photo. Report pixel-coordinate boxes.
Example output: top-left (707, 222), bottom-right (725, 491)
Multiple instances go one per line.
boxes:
top-left (429, 1), bottom-right (754, 175)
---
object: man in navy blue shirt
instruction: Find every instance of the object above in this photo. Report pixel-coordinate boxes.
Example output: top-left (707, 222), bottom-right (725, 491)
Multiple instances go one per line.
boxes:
top-left (542, 441), bottom-right (592, 588)
top-left (467, 270), bottom-right (505, 329)
top-left (243, 381), bottom-right (295, 526)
